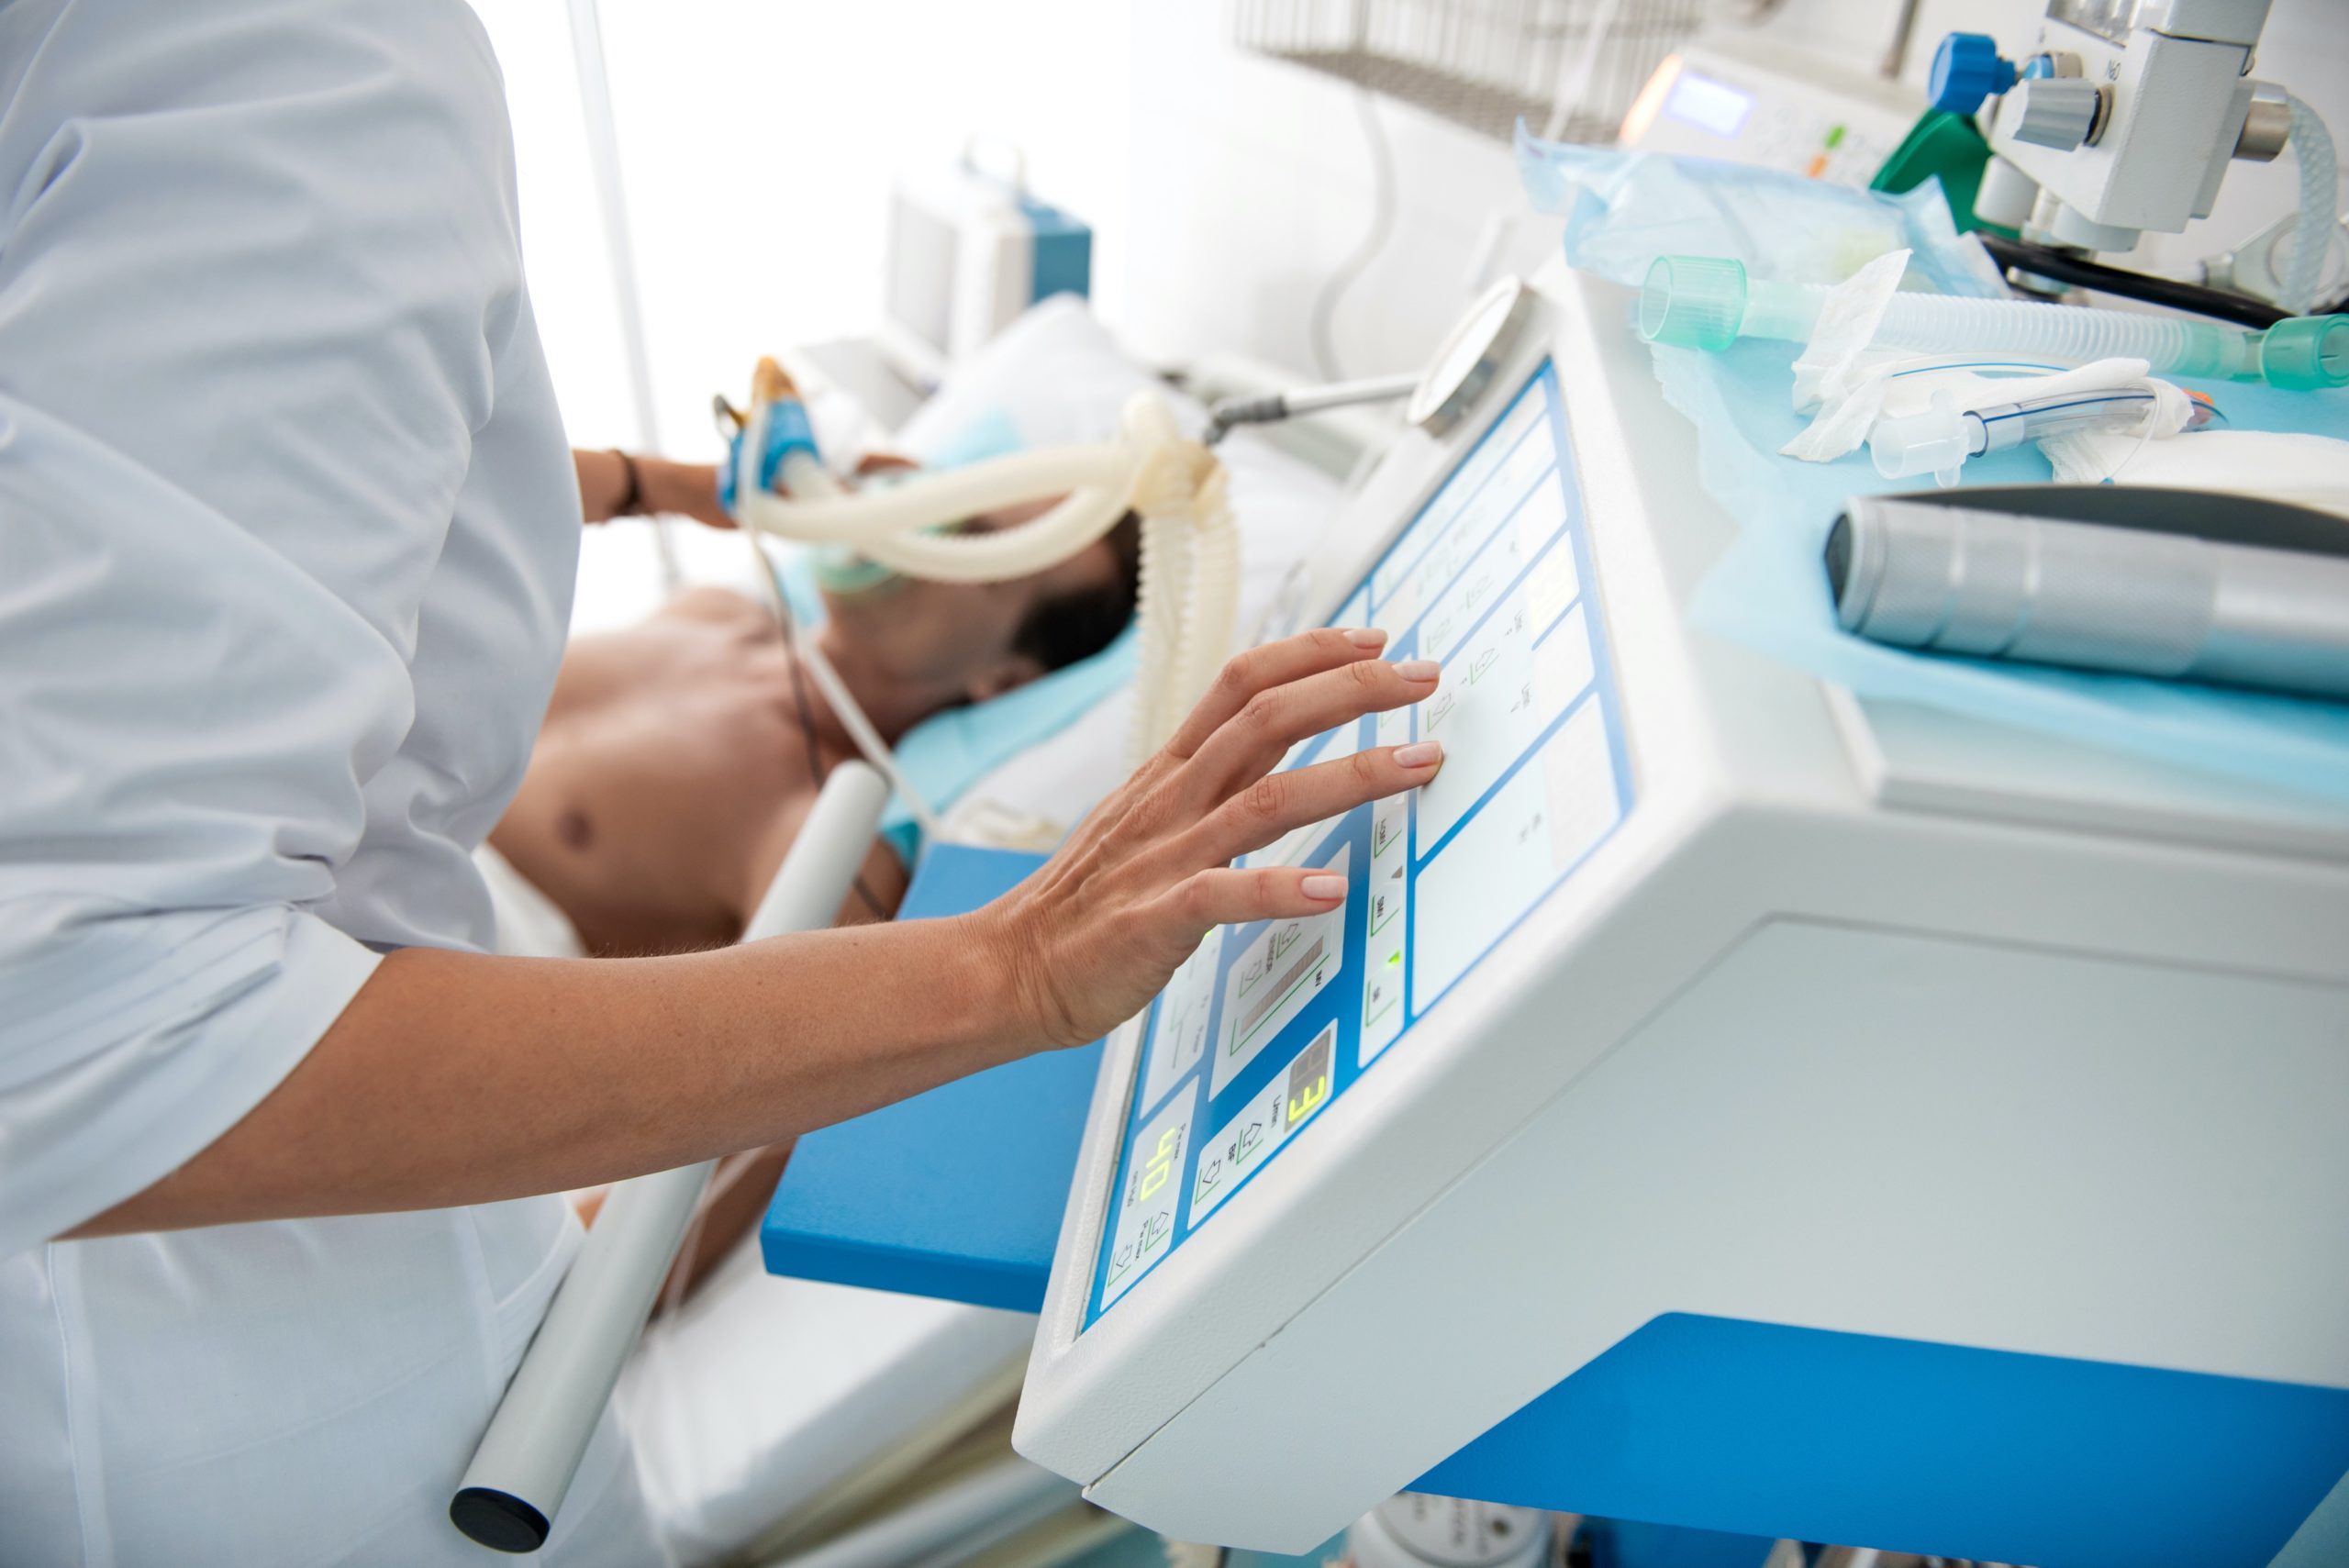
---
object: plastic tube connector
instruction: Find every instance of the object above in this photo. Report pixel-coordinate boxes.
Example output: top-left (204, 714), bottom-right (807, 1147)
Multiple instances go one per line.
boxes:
top-left (1638, 255), bottom-right (1749, 351)
top-left (1869, 408), bottom-right (1976, 484)
top-left (2262, 315), bottom-right (2349, 390)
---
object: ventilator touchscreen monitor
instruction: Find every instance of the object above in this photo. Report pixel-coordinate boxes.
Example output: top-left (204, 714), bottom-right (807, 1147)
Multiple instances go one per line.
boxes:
top-left (1081, 362), bottom-right (1636, 1327)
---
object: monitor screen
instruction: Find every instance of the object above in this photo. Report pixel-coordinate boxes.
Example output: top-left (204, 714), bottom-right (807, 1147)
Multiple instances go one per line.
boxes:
top-left (1661, 71), bottom-right (1753, 139)
top-left (1083, 361), bottom-right (1635, 1327)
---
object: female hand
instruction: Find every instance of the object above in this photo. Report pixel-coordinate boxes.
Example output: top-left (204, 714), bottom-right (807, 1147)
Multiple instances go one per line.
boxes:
top-left (974, 627), bottom-right (1442, 1049)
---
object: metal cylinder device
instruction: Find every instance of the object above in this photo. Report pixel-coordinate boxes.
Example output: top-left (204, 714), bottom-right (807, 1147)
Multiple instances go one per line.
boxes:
top-left (1826, 494), bottom-right (2349, 699)
top-left (451, 761), bottom-right (893, 1551)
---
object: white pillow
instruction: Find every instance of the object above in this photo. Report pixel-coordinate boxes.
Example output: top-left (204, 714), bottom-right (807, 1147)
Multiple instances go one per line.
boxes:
top-left (898, 293), bottom-right (1202, 450)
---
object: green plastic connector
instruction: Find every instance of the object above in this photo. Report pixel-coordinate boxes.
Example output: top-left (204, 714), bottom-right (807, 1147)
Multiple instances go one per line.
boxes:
top-left (2258, 315), bottom-right (2349, 392)
top-left (1639, 255), bottom-right (1749, 350)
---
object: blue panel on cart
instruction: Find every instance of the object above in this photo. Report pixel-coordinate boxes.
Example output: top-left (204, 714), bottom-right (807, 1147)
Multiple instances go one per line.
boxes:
top-left (1417, 1312), bottom-right (2349, 1568)
top-left (760, 845), bottom-right (1095, 1314)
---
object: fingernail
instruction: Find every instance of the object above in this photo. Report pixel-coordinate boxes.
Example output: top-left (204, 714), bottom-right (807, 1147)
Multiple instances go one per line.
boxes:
top-left (1395, 659), bottom-right (1440, 683)
top-left (1300, 873), bottom-right (1347, 901)
top-left (1344, 627), bottom-right (1387, 649)
top-left (1393, 740), bottom-right (1442, 769)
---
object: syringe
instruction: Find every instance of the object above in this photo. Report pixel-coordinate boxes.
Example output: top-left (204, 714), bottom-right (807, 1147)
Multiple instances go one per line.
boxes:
top-left (1638, 254), bottom-right (2349, 392)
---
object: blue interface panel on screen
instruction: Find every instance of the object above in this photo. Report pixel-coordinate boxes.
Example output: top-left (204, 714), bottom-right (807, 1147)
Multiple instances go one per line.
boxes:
top-left (1084, 361), bottom-right (1634, 1328)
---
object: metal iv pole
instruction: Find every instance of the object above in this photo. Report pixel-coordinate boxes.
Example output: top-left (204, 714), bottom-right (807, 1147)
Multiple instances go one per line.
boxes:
top-left (565, 0), bottom-right (683, 592)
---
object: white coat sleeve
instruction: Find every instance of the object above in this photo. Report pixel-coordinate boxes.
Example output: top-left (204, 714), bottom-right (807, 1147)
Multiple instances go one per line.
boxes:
top-left (0, 0), bottom-right (551, 1252)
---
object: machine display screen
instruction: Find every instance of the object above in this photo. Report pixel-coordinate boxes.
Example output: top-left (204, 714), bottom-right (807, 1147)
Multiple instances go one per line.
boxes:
top-left (1662, 71), bottom-right (1753, 139)
top-left (1082, 362), bottom-right (1633, 1328)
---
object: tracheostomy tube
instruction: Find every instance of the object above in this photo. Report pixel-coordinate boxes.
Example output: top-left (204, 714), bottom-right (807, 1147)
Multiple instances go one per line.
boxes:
top-left (1869, 384), bottom-right (2210, 484)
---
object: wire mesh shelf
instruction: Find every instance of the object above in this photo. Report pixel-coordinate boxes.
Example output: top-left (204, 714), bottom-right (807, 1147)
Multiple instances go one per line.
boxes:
top-left (1234, 0), bottom-right (1708, 144)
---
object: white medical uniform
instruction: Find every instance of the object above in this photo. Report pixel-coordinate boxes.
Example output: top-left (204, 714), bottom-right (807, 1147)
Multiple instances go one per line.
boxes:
top-left (0, 1), bottom-right (665, 1561)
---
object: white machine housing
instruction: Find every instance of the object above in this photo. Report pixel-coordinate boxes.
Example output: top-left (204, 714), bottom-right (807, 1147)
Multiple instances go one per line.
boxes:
top-left (1620, 33), bottom-right (1921, 186)
top-left (1988, 0), bottom-right (2271, 251)
top-left (880, 158), bottom-right (1090, 389)
top-left (1010, 260), bottom-right (2349, 1551)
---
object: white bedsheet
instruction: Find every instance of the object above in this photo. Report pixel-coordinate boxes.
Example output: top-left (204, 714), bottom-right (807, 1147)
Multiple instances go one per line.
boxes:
top-left (618, 1240), bottom-right (1036, 1565)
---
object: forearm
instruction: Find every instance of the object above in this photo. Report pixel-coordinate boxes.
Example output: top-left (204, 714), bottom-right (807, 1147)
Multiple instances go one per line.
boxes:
top-left (71, 628), bottom-right (1446, 1243)
top-left (637, 455), bottom-right (727, 527)
top-left (573, 447), bottom-right (727, 528)
top-left (71, 914), bottom-right (1029, 1237)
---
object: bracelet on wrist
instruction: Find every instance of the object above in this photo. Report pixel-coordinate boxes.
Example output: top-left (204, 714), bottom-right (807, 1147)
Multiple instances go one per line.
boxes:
top-left (610, 448), bottom-right (643, 517)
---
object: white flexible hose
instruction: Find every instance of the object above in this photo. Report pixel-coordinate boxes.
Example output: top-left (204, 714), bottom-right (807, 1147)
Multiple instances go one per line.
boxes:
top-left (1119, 395), bottom-right (1223, 761)
top-left (1174, 468), bottom-right (1239, 750)
top-left (738, 449), bottom-right (1133, 543)
top-left (852, 486), bottom-right (1133, 582)
top-left (1131, 508), bottom-right (1192, 766)
top-left (2283, 95), bottom-right (2336, 318)
top-left (730, 387), bottom-right (1242, 791)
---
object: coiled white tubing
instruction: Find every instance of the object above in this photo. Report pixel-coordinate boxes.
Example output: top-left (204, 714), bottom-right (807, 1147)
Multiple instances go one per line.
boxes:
top-left (731, 391), bottom-right (1242, 784)
top-left (2283, 95), bottom-right (2337, 319)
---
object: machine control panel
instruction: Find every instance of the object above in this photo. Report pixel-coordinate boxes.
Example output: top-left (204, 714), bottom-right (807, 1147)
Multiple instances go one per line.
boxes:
top-left (1083, 362), bottom-right (1635, 1328)
top-left (1622, 41), bottom-right (1919, 187)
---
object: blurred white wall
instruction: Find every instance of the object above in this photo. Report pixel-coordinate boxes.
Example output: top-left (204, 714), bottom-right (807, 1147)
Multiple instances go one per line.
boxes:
top-left (1119, 6), bottom-right (1564, 384)
top-left (469, 0), bottom-right (637, 450)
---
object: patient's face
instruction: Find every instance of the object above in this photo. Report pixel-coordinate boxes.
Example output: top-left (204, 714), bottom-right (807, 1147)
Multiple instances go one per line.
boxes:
top-left (818, 494), bottom-right (1121, 706)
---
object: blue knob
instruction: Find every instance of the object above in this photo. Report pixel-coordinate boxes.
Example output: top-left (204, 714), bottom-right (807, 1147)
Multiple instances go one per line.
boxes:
top-left (1929, 33), bottom-right (2019, 115)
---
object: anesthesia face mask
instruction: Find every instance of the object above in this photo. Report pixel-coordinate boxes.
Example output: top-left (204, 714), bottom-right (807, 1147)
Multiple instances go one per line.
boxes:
top-left (811, 546), bottom-right (898, 596)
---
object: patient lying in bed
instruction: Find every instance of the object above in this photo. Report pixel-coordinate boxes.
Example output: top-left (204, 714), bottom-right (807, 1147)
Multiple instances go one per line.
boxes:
top-left (479, 495), bottom-right (1140, 1288)
top-left (488, 500), bottom-right (1141, 957)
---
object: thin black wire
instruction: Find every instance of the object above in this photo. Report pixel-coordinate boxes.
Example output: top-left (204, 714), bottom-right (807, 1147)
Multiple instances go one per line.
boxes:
top-left (1979, 234), bottom-right (2291, 329)
top-left (1308, 86), bottom-right (1399, 382)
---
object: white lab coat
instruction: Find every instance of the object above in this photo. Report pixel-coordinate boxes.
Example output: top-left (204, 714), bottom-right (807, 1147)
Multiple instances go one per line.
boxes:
top-left (0, 1), bottom-right (664, 1560)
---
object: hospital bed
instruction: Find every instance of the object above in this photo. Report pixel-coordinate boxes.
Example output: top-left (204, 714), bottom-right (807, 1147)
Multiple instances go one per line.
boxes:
top-left (482, 295), bottom-right (1364, 1567)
